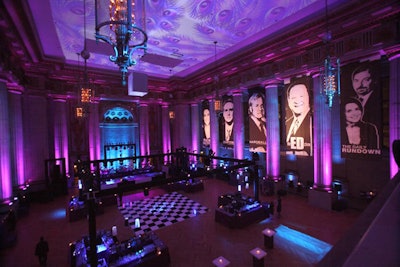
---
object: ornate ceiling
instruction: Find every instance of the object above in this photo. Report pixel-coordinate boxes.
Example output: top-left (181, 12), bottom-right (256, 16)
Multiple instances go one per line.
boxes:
top-left (32, 0), bottom-right (322, 79)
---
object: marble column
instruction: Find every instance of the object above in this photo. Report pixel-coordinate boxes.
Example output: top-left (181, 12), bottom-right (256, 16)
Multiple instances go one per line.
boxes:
top-left (8, 86), bottom-right (25, 186)
top-left (191, 103), bottom-right (200, 154)
top-left (210, 99), bottom-right (219, 159)
top-left (309, 74), bottom-right (334, 210)
top-left (389, 52), bottom-right (400, 177)
top-left (312, 74), bottom-right (333, 190)
top-left (0, 81), bottom-right (12, 199)
top-left (161, 104), bottom-right (171, 162)
top-left (52, 97), bottom-right (69, 174)
top-left (264, 82), bottom-right (280, 180)
top-left (233, 91), bottom-right (244, 159)
top-left (139, 103), bottom-right (149, 156)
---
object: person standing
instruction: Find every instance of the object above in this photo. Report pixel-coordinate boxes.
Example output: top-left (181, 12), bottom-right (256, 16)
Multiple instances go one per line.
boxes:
top-left (277, 196), bottom-right (282, 218)
top-left (35, 236), bottom-right (49, 267)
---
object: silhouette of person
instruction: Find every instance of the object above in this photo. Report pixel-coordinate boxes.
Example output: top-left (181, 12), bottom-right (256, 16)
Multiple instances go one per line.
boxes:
top-left (35, 236), bottom-right (49, 267)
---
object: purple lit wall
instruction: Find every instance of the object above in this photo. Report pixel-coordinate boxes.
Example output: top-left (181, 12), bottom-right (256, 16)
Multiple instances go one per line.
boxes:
top-left (389, 54), bottom-right (400, 177)
top-left (139, 104), bottom-right (150, 156)
top-left (89, 102), bottom-right (101, 161)
top-left (0, 82), bottom-right (12, 199)
top-left (191, 103), bottom-right (200, 154)
top-left (233, 92), bottom-right (244, 159)
top-left (313, 75), bottom-right (332, 190)
top-left (173, 103), bottom-right (191, 151)
top-left (265, 83), bottom-right (280, 179)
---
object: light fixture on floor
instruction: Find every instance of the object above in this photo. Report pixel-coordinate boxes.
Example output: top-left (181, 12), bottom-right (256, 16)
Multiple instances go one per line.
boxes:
top-left (95, 0), bottom-right (148, 85)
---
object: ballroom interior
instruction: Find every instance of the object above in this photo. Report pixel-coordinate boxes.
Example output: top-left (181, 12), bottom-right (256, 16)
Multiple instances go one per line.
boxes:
top-left (0, 0), bottom-right (399, 266)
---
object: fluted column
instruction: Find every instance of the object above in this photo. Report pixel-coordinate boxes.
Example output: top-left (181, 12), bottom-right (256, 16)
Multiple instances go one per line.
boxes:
top-left (89, 101), bottom-right (100, 161)
top-left (139, 103), bottom-right (149, 156)
top-left (191, 103), bottom-right (200, 154)
top-left (0, 81), bottom-right (12, 199)
top-left (52, 97), bottom-right (70, 174)
top-left (264, 82), bottom-right (280, 179)
top-left (233, 91), bottom-right (244, 159)
top-left (8, 86), bottom-right (25, 186)
top-left (312, 74), bottom-right (332, 190)
top-left (210, 99), bottom-right (219, 158)
top-left (161, 104), bottom-right (171, 162)
top-left (389, 52), bottom-right (400, 177)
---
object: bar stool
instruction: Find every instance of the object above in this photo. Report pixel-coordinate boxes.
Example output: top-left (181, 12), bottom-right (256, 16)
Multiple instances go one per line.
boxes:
top-left (250, 247), bottom-right (267, 267)
top-left (212, 256), bottom-right (230, 267)
top-left (262, 228), bottom-right (276, 249)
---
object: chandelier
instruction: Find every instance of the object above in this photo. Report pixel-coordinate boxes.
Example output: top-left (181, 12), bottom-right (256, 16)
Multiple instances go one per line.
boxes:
top-left (321, 56), bottom-right (340, 108)
top-left (95, 0), bottom-right (148, 85)
top-left (320, 0), bottom-right (340, 108)
top-left (76, 1), bottom-right (93, 118)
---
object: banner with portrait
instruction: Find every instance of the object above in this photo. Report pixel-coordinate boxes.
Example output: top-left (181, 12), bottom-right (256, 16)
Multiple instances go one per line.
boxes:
top-left (284, 76), bottom-right (313, 156)
top-left (340, 60), bottom-right (382, 158)
top-left (201, 100), bottom-right (211, 148)
top-left (218, 95), bottom-right (234, 148)
top-left (247, 87), bottom-right (267, 153)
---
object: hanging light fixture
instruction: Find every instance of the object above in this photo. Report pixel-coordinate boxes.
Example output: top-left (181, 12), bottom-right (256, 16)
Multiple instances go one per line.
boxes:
top-left (95, 0), bottom-right (148, 85)
top-left (76, 0), bottom-right (94, 118)
top-left (213, 41), bottom-right (221, 113)
top-left (320, 0), bottom-right (340, 108)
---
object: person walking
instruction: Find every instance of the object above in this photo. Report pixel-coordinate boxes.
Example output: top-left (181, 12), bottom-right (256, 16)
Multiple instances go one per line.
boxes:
top-left (277, 196), bottom-right (282, 218)
top-left (35, 236), bottom-right (49, 267)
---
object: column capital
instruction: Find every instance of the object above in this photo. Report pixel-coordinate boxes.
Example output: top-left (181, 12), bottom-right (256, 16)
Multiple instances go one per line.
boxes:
top-left (385, 46), bottom-right (400, 61)
top-left (262, 80), bottom-right (282, 89)
top-left (48, 93), bottom-right (68, 102)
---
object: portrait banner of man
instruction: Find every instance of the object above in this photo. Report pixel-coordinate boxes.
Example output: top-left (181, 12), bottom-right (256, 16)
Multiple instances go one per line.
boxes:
top-left (284, 77), bottom-right (313, 156)
top-left (201, 100), bottom-right (211, 147)
top-left (248, 88), bottom-right (267, 153)
top-left (340, 60), bottom-right (382, 158)
top-left (219, 95), bottom-right (234, 147)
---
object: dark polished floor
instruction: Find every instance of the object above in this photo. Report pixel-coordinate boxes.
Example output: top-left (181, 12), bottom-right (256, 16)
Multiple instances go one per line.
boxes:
top-left (0, 177), bottom-right (362, 267)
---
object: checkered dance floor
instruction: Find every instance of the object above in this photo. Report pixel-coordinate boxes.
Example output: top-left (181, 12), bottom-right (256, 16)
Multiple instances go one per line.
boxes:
top-left (119, 191), bottom-right (209, 235)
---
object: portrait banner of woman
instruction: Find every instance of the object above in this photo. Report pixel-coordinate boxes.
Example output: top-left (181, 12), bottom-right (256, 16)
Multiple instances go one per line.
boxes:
top-left (201, 100), bottom-right (211, 147)
top-left (340, 97), bottom-right (380, 158)
top-left (248, 89), bottom-right (267, 152)
top-left (284, 77), bottom-right (313, 156)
